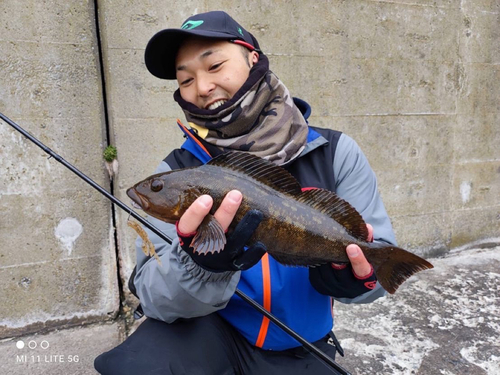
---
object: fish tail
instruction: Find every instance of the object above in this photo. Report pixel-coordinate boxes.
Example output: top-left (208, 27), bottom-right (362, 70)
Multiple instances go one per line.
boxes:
top-left (364, 244), bottom-right (434, 294)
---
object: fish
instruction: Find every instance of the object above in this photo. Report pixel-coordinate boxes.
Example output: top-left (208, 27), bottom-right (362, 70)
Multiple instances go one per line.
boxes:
top-left (127, 152), bottom-right (433, 294)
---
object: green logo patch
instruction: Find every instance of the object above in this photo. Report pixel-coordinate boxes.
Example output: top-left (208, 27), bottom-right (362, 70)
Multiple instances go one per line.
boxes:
top-left (181, 20), bottom-right (204, 30)
top-left (238, 27), bottom-right (244, 37)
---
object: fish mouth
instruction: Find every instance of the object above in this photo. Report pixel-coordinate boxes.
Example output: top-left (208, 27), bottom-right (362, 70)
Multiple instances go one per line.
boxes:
top-left (126, 188), bottom-right (149, 211)
top-left (130, 200), bottom-right (142, 210)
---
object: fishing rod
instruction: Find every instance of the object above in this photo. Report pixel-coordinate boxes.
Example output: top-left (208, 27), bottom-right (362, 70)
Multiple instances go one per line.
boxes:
top-left (1, 112), bottom-right (350, 375)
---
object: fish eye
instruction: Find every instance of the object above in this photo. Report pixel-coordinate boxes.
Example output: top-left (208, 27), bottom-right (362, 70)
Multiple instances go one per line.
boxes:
top-left (151, 179), bottom-right (164, 192)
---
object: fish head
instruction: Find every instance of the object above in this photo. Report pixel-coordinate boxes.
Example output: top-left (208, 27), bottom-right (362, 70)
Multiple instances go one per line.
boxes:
top-left (127, 172), bottom-right (192, 223)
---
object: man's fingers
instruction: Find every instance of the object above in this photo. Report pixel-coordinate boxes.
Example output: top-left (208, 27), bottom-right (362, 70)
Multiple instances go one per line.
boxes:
top-left (343, 224), bottom-right (373, 277)
top-left (214, 190), bottom-right (242, 231)
top-left (346, 244), bottom-right (372, 278)
top-left (366, 223), bottom-right (374, 242)
top-left (178, 190), bottom-right (242, 235)
top-left (177, 195), bottom-right (213, 234)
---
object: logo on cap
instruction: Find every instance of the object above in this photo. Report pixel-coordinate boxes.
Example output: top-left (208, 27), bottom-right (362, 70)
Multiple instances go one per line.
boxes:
top-left (238, 27), bottom-right (244, 37)
top-left (181, 20), bottom-right (204, 30)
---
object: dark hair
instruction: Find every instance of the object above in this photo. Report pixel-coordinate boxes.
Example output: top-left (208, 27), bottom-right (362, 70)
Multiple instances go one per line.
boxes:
top-left (238, 44), bottom-right (253, 68)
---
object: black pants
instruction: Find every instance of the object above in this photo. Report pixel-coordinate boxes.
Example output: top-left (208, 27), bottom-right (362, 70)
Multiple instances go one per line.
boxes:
top-left (94, 314), bottom-right (339, 375)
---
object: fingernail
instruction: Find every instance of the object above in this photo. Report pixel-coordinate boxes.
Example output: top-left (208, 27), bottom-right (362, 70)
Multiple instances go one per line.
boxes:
top-left (227, 190), bottom-right (242, 204)
top-left (346, 246), bottom-right (359, 257)
top-left (198, 195), bottom-right (212, 208)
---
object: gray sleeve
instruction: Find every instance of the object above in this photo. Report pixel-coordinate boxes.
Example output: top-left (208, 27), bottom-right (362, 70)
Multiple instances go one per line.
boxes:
top-left (332, 133), bottom-right (396, 303)
top-left (133, 160), bottom-right (241, 323)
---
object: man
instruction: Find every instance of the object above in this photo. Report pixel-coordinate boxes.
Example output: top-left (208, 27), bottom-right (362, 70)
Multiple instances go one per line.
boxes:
top-left (95, 11), bottom-right (396, 374)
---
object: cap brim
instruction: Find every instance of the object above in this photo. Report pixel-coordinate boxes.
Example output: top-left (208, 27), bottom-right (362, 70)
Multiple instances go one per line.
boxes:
top-left (145, 29), bottom-right (236, 80)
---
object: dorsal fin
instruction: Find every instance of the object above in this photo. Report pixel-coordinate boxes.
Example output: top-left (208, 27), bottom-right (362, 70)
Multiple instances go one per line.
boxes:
top-left (205, 152), bottom-right (302, 195)
top-left (297, 189), bottom-right (369, 241)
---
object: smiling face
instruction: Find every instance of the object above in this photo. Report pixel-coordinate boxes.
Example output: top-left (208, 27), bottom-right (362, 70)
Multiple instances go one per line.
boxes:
top-left (175, 38), bottom-right (259, 109)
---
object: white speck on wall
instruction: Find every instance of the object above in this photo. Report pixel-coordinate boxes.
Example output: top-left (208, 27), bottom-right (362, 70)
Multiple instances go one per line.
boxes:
top-left (55, 218), bottom-right (83, 256)
top-left (460, 181), bottom-right (471, 204)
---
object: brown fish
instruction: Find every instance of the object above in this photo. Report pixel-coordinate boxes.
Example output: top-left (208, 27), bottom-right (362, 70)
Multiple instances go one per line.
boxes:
top-left (127, 152), bottom-right (433, 294)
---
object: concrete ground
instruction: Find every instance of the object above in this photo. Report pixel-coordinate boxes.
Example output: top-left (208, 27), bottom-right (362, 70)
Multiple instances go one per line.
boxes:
top-left (1, 245), bottom-right (498, 375)
top-left (0, 322), bottom-right (124, 374)
top-left (335, 245), bottom-right (500, 375)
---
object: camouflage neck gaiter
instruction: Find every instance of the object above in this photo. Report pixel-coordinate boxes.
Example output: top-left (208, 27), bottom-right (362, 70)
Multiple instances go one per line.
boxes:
top-left (173, 56), bottom-right (308, 165)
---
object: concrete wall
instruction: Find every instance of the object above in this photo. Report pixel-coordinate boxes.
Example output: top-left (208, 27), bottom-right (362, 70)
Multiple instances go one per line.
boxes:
top-left (1, 0), bottom-right (499, 337)
top-left (0, 1), bottom-right (118, 338)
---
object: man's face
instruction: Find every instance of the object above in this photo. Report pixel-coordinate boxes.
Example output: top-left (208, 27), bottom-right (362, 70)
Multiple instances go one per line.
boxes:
top-left (175, 38), bottom-right (259, 110)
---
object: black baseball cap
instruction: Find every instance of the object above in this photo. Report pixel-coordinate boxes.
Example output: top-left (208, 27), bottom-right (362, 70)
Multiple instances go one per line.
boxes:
top-left (145, 11), bottom-right (261, 80)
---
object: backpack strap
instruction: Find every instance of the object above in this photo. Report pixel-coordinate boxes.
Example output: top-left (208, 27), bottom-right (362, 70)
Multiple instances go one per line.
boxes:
top-left (177, 119), bottom-right (212, 164)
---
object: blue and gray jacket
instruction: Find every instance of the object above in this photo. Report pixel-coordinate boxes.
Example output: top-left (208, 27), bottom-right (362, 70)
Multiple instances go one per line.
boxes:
top-left (133, 99), bottom-right (395, 350)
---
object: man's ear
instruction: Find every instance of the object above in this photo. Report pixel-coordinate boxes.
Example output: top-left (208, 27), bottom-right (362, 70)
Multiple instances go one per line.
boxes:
top-left (250, 51), bottom-right (259, 67)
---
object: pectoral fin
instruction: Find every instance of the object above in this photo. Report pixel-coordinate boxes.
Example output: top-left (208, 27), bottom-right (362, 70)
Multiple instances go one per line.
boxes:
top-left (192, 214), bottom-right (226, 255)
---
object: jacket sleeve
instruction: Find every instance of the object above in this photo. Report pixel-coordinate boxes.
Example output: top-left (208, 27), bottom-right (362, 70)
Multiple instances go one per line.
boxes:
top-left (332, 133), bottom-right (396, 303)
top-left (133, 160), bottom-right (241, 323)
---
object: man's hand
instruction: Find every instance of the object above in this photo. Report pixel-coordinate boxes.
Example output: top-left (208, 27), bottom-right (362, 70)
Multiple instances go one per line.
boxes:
top-left (346, 223), bottom-right (374, 278)
top-left (178, 190), bottom-right (242, 234)
top-left (310, 223), bottom-right (378, 298)
top-left (176, 190), bottom-right (266, 272)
